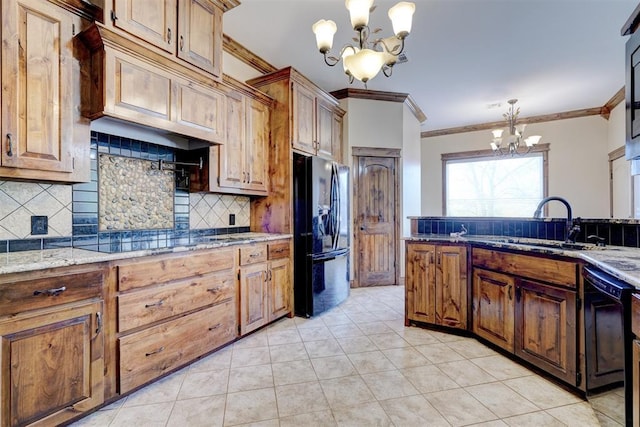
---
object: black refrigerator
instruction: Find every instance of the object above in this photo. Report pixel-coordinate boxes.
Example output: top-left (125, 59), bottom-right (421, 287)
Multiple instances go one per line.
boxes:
top-left (293, 153), bottom-right (350, 317)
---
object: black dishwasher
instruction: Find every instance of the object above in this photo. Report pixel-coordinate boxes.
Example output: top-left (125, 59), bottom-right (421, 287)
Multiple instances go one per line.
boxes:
top-left (583, 266), bottom-right (633, 426)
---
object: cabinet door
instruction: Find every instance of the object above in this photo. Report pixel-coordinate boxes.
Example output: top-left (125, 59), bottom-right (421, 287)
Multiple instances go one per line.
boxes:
top-left (436, 245), bottom-right (468, 329)
top-left (269, 258), bottom-right (292, 321)
top-left (316, 98), bottom-right (334, 159)
top-left (174, 80), bottom-right (226, 143)
top-left (245, 99), bottom-right (269, 193)
top-left (1, 0), bottom-right (75, 173)
top-left (0, 301), bottom-right (103, 427)
top-left (113, 0), bottom-right (177, 53)
top-left (218, 92), bottom-right (245, 189)
top-left (515, 279), bottom-right (577, 385)
top-left (406, 243), bottom-right (436, 324)
top-left (177, 0), bottom-right (222, 76)
top-left (332, 111), bottom-right (343, 163)
top-left (472, 268), bottom-right (515, 352)
top-left (240, 263), bottom-right (269, 335)
top-left (292, 82), bottom-right (317, 154)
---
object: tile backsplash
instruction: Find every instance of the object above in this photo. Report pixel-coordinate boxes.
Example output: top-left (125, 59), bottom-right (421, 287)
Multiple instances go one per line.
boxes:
top-left (0, 181), bottom-right (72, 240)
top-left (0, 132), bottom-right (251, 253)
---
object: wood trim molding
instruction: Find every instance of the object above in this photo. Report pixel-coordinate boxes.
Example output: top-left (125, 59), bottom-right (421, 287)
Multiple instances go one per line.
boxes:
top-left (331, 88), bottom-right (427, 123)
top-left (222, 34), bottom-right (278, 75)
top-left (352, 147), bottom-right (401, 158)
top-left (422, 107), bottom-right (603, 139)
top-left (609, 145), bottom-right (626, 161)
top-left (600, 87), bottom-right (625, 120)
top-left (440, 143), bottom-right (550, 161)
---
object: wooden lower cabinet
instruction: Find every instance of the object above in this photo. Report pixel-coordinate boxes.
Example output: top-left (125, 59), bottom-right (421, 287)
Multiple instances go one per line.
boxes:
top-left (515, 278), bottom-right (577, 385)
top-left (0, 300), bottom-right (104, 427)
top-left (633, 339), bottom-right (640, 427)
top-left (405, 242), bottom-right (467, 329)
top-left (119, 300), bottom-right (235, 393)
top-left (239, 262), bottom-right (269, 335)
top-left (239, 240), bottom-right (292, 335)
top-left (115, 248), bottom-right (238, 394)
top-left (472, 268), bottom-right (515, 352)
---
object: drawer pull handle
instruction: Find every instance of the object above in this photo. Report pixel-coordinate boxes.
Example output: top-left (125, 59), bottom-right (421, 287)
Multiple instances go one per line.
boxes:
top-left (6, 133), bottom-right (13, 157)
top-left (145, 346), bottom-right (165, 357)
top-left (207, 286), bottom-right (223, 293)
top-left (209, 323), bottom-right (222, 331)
top-left (145, 300), bottom-right (164, 308)
top-left (249, 253), bottom-right (262, 258)
top-left (33, 286), bottom-right (66, 297)
top-left (96, 312), bottom-right (102, 335)
top-left (271, 248), bottom-right (284, 254)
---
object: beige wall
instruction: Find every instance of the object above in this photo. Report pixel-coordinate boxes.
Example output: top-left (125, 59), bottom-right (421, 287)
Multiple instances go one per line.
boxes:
top-left (421, 115), bottom-right (611, 219)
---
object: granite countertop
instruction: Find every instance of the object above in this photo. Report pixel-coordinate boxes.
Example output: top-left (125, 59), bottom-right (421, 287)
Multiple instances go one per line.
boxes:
top-left (406, 234), bottom-right (640, 289)
top-left (0, 232), bottom-right (292, 275)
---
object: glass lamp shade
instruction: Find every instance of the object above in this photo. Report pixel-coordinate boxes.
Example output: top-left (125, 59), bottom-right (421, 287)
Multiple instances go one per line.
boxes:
top-left (388, 1), bottom-right (415, 38)
top-left (342, 46), bottom-right (359, 74)
top-left (491, 129), bottom-right (504, 139)
top-left (524, 135), bottom-right (542, 147)
top-left (344, 48), bottom-right (386, 82)
top-left (345, 0), bottom-right (373, 30)
top-left (312, 19), bottom-right (337, 53)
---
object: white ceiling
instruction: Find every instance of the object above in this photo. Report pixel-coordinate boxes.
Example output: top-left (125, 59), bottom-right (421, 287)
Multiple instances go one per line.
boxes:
top-left (223, 0), bottom-right (638, 132)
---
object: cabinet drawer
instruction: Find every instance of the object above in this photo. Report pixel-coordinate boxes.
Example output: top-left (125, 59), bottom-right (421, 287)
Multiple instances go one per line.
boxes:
top-left (240, 244), bottom-right (267, 265)
top-left (117, 248), bottom-right (235, 291)
top-left (632, 294), bottom-right (640, 337)
top-left (472, 248), bottom-right (577, 288)
top-left (0, 269), bottom-right (103, 316)
top-left (268, 241), bottom-right (290, 260)
top-left (118, 270), bottom-right (236, 332)
top-left (118, 300), bottom-right (236, 393)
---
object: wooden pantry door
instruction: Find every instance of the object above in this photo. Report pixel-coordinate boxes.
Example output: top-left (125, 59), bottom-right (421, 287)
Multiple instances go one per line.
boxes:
top-left (353, 148), bottom-right (400, 287)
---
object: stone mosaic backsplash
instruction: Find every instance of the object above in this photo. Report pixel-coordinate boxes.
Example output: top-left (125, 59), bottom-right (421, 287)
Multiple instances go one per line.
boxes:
top-left (99, 154), bottom-right (174, 231)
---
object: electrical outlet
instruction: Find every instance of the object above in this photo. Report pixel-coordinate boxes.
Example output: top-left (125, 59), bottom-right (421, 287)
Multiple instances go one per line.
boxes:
top-left (31, 216), bottom-right (48, 235)
top-left (229, 214), bottom-right (235, 226)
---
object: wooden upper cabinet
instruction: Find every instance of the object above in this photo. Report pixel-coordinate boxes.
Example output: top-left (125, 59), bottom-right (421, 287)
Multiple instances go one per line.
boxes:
top-left (291, 80), bottom-right (344, 160)
top-left (177, 0), bottom-right (222, 76)
top-left (316, 97), bottom-right (335, 159)
top-left (113, 0), bottom-right (177, 53)
top-left (1, 0), bottom-right (91, 182)
top-left (245, 98), bottom-right (269, 192)
top-left (292, 82), bottom-right (317, 154)
top-left (111, 0), bottom-right (223, 77)
top-left (212, 85), bottom-right (269, 195)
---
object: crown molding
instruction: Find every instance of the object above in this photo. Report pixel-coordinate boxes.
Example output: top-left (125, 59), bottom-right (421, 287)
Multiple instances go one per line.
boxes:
top-left (421, 87), bottom-right (625, 139)
top-left (330, 88), bottom-right (427, 123)
top-left (222, 34), bottom-right (278, 75)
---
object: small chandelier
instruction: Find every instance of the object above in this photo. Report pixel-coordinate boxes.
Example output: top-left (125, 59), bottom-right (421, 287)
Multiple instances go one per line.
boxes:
top-left (312, 0), bottom-right (415, 87)
top-left (490, 99), bottom-right (542, 156)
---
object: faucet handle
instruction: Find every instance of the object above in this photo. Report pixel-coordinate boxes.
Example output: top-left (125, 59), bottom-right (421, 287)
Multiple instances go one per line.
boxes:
top-left (587, 235), bottom-right (606, 247)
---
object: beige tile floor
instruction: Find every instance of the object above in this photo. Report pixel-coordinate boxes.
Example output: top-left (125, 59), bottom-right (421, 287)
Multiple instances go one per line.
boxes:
top-left (71, 285), bottom-right (623, 426)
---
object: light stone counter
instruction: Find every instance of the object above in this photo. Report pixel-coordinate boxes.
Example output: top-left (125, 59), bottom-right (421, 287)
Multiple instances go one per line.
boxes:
top-left (406, 234), bottom-right (640, 290)
top-left (0, 233), bottom-right (292, 275)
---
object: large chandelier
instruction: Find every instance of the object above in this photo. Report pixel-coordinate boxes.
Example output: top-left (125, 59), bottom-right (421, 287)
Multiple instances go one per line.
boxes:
top-left (312, 0), bottom-right (415, 87)
top-left (490, 99), bottom-right (542, 156)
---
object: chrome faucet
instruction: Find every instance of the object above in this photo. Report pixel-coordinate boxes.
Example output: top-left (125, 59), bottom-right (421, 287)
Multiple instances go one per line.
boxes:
top-left (532, 196), bottom-right (578, 243)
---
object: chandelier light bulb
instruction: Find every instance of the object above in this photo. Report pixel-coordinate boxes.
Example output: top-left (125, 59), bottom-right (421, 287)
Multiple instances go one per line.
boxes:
top-left (345, 0), bottom-right (374, 30)
top-left (341, 46), bottom-right (359, 74)
top-left (388, 1), bottom-right (415, 38)
top-left (312, 19), bottom-right (337, 53)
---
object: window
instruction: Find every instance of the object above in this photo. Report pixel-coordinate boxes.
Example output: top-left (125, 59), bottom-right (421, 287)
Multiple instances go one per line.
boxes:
top-left (443, 146), bottom-right (548, 217)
